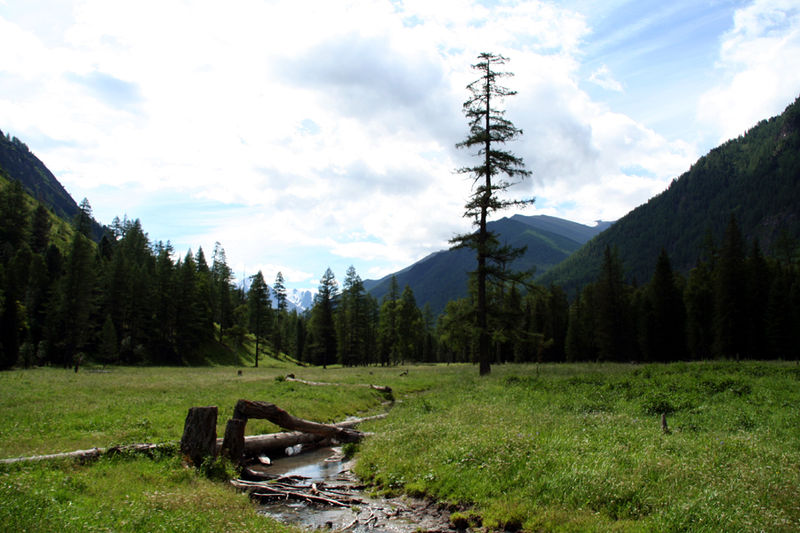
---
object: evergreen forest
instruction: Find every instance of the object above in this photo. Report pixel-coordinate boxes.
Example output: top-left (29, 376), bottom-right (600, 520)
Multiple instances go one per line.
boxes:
top-left (1, 94), bottom-right (800, 371)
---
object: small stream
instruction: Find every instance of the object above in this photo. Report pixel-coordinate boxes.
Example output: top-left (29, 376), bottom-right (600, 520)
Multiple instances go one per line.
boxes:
top-left (250, 446), bottom-right (457, 532)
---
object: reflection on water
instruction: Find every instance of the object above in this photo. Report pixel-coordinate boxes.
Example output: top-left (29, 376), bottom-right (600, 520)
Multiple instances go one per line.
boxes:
top-left (259, 446), bottom-right (346, 481)
top-left (254, 447), bottom-right (443, 532)
top-left (256, 447), bottom-right (358, 530)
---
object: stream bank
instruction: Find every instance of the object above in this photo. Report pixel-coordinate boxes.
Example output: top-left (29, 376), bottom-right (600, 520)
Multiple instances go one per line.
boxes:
top-left (241, 446), bottom-right (461, 532)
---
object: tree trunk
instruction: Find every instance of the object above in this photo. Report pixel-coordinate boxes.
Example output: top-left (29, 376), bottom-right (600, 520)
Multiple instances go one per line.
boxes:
top-left (221, 418), bottom-right (246, 465)
top-left (180, 406), bottom-right (218, 466)
top-left (0, 443), bottom-right (172, 465)
top-left (1, 414), bottom-right (386, 465)
top-left (216, 413), bottom-right (386, 457)
top-left (233, 399), bottom-right (363, 443)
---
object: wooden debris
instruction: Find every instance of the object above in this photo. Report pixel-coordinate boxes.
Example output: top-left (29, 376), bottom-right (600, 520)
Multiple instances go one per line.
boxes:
top-left (233, 399), bottom-right (364, 443)
top-left (180, 406), bottom-right (217, 466)
top-left (0, 443), bottom-right (171, 465)
top-left (211, 413), bottom-right (385, 458)
top-left (230, 478), bottom-right (363, 508)
top-left (220, 418), bottom-right (246, 464)
top-left (1, 408), bottom-right (386, 466)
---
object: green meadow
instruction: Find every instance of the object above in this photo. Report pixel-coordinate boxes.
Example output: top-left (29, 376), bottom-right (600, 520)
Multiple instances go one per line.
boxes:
top-left (2, 361), bottom-right (799, 531)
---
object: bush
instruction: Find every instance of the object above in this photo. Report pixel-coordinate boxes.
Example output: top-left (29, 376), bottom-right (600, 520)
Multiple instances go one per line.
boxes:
top-left (200, 456), bottom-right (237, 482)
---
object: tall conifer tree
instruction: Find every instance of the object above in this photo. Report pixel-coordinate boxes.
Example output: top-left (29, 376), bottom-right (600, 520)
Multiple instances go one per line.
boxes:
top-left (248, 271), bottom-right (270, 367)
top-left (714, 216), bottom-right (747, 358)
top-left (451, 52), bottom-right (533, 375)
top-left (310, 268), bottom-right (338, 368)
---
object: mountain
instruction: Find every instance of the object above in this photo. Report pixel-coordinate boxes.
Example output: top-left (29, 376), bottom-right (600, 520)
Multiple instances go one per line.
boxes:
top-left (364, 215), bottom-right (612, 315)
top-left (510, 214), bottom-right (613, 243)
top-left (284, 288), bottom-right (315, 313)
top-left (265, 285), bottom-right (314, 313)
top-left (0, 130), bottom-right (105, 241)
top-left (538, 95), bottom-right (800, 294)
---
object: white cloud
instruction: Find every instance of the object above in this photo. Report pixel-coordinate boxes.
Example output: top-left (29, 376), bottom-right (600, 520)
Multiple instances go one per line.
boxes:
top-left (3, 0), bottom-right (773, 287)
top-left (588, 64), bottom-right (624, 92)
top-left (698, 0), bottom-right (800, 142)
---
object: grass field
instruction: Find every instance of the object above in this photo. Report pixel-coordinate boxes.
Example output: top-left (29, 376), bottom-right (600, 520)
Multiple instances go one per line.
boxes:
top-left (356, 361), bottom-right (800, 531)
top-left (1, 361), bottom-right (799, 531)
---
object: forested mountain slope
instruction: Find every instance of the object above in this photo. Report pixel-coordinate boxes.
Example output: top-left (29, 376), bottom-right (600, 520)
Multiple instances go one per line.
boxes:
top-left (539, 95), bottom-right (800, 294)
top-left (365, 215), bottom-right (609, 315)
top-left (0, 130), bottom-right (104, 241)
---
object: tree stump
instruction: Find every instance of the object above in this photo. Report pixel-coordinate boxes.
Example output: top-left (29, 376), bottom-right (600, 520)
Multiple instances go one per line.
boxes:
top-left (221, 418), bottom-right (246, 465)
top-left (180, 406), bottom-right (218, 465)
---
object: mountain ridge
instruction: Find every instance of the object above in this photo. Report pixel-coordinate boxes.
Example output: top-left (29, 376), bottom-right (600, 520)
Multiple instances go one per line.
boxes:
top-left (0, 129), bottom-right (105, 240)
top-left (538, 94), bottom-right (800, 294)
top-left (364, 214), bottom-right (612, 314)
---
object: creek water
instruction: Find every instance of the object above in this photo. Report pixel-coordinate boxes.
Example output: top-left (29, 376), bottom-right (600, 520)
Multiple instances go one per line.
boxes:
top-left (253, 446), bottom-right (456, 532)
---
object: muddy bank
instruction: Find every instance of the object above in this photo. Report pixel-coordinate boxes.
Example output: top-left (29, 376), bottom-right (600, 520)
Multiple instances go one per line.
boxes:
top-left (240, 447), bottom-right (461, 532)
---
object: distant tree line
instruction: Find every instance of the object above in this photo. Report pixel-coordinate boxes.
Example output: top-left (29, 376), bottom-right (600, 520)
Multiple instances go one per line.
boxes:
top-left (2, 174), bottom-right (798, 370)
top-left (437, 214), bottom-right (799, 365)
top-left (0, 177), bottom-right (439, 369)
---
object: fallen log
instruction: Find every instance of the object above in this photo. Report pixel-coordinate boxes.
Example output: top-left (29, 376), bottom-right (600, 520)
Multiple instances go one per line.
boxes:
top-left (233, 400), bottom-right (364, 443)
top-left (0, 443), bottom-right (172, 465)
top-left (1, 413), bottom-right (386, 465)
top-left (215, 413), bottom-right (387, 458)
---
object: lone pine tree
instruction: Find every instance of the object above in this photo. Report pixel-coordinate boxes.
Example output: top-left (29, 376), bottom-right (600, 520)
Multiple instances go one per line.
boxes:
top-left (451, 52), bottom-right (534, 375)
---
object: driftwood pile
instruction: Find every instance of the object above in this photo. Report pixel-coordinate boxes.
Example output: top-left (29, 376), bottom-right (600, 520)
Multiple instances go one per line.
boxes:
top-left (231, 476), bottom-right (363, 507)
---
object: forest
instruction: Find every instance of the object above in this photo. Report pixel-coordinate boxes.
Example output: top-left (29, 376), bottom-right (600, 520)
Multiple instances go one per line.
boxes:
top-left (1, 170), bottom-right (799, 371)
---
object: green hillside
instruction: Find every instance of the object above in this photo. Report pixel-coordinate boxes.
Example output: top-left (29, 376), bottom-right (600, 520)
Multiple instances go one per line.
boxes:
top-left (539, 95), bottom-right (800, 294)
top-left (0, 172), bottom-right (75, 253)
top-left (365, 215), bottom-right (606, 315)
top-left (0, 130), bottom-right (105, 241)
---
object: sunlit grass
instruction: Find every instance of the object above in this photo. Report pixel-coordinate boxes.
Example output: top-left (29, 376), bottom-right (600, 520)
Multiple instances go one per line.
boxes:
top-left (0, 364), bottom-right (423, 458)
top-left (0, 452), bottom-right (298, 532)
top-left (4, 361), bottom-right (797, 531)
top-left (0, 363), bottom-right (432, 532)
top-left (355, 361), bottom-right (800, 531)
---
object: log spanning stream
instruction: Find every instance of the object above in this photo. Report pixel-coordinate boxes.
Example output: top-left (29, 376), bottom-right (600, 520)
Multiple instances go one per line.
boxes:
top-left (239, 446), bottom-right (458, 532)
top-left (178, 398), bottom-right (459, 531)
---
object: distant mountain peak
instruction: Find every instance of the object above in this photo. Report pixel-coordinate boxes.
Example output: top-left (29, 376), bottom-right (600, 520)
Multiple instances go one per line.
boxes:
top-left (364, 214), bottom-right (611, 315)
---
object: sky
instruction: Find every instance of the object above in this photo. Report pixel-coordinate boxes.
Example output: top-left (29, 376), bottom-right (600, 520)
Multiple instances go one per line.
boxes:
top-left (2, 0), bottom-right (800, 291)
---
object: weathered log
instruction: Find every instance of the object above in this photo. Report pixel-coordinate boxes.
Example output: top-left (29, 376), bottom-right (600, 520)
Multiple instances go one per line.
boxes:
top-left (180, 406), bottom-right (218, 465)
top-left (221, 418), bottom-right (246, 464)
top-left (1, 413), bottom-right (386, 465)
top-left (214, 413), bottom-right (387, 458)
top-left (233, 399), bottom-right (363, 443)
top-left (0, 443), bottom-right (171, 465)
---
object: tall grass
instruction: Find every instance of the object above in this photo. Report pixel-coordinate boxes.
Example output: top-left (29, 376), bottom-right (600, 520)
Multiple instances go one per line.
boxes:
top-left (0, 452), bottom-right (297, 533)
top-left (3, 362), bottom-right (797, 531)
top-left (0, 365), bottom-right (410, 458)
top-left (355, 362), bottom-right (800, 531)
top-left (0, 363), bottom-right (419, 532)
